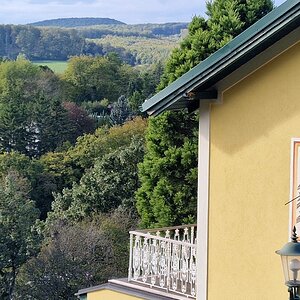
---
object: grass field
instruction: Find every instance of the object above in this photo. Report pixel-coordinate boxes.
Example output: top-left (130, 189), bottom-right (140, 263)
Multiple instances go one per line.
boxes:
top-left (32, 60), bottom-right (68, 74)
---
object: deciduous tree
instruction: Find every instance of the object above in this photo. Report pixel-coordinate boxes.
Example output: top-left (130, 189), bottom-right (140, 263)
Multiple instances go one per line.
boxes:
top-left (63, 55), bottom-right (136, 104)
top-left (48, 136), bottom-right (145, 223)
top-left (0, 151), bottom-right (56, 219)
top-left (63, 101), bottom-right (95, 143)
top-left (16, 211), bottom-right (136, 300)
top-left (0, 171), bottom-right (40, 299)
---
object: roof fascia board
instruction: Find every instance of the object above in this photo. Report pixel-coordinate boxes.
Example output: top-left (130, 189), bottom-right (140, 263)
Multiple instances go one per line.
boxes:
top-left (150, 90), bottom-right (218, 116)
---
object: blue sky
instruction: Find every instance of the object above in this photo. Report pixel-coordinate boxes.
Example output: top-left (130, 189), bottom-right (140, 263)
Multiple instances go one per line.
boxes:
top-left (0, 0), bottom-right (287, 25)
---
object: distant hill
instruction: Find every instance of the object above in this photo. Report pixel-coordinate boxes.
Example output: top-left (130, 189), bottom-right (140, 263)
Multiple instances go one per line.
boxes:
top-left (29, 17), bottom-right (125, 27)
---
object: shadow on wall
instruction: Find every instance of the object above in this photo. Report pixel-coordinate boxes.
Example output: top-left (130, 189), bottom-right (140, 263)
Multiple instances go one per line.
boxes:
top-left (211, 41), bottom-right (300, 156)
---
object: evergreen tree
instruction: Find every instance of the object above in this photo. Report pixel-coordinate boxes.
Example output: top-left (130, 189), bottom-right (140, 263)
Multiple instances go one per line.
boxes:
top-left (110, 95), bottom-right (131, 125)
top-left (33, 95), bottom-right (71, 156)
top-left (136, 112), bottom-right (198, 227)
top-left (159, 0), bottom-right (273, 89)
top-left (0, 59), bottom-right (71, 157)
top-left (137, 0), bottom-right (274, 227)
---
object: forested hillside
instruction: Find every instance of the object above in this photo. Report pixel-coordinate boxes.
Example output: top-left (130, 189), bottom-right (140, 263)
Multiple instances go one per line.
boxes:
top-left (0, 22), bottom-right (187, 64)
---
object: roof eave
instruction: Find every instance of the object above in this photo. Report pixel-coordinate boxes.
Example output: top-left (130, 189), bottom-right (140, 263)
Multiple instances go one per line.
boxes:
top-left (142, 0), bottom-right (300, 116)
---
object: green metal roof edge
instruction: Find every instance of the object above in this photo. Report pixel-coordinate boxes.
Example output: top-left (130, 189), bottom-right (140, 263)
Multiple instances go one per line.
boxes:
top-left (142, 0), bottom-right (300, 113)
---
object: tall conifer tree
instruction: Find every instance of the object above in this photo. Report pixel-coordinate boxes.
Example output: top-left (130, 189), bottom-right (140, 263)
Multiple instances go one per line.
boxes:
top-left (137, 0), bottom-right (274, 227)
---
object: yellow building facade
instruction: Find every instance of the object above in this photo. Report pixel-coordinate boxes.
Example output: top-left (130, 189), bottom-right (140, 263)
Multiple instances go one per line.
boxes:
top-left (76, 280), bottom-right (181, 299)
top-left (208, 40), bottom-right (300, 300)
top-left (87, 290), bottom-right (143, 300)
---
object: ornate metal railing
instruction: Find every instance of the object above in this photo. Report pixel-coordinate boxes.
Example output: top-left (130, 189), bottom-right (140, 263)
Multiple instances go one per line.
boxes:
top-left (128, 224), bottom-right (197, 298)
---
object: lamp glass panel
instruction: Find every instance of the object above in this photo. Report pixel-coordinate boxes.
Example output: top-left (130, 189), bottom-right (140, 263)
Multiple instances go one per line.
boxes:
top-left (281, 256), bottom-right (300, 286)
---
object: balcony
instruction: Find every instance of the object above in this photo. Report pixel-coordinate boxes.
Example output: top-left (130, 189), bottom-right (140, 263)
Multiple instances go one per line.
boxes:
top-left (128, 224), bottom-right (197, 299)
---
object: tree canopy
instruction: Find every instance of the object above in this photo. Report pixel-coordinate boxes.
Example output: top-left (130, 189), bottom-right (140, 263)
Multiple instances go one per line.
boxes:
top-left (0, 171), bottom-right (40, 299)
top-left (16, 211), bottom-right (136, 300)
top-left (48, 135), bottom-right (145, 224)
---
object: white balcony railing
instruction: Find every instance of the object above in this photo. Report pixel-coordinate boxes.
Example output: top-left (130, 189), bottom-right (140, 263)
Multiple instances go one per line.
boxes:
top-left (128, 224), bottom-right (197, 298)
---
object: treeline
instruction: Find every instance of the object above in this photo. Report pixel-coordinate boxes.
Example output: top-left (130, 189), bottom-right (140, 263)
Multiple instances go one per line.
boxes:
top-left (0, 25), bottom-right (103, 60)
top-left (0, 24), bottom-right (182, 65)
top-left (77, 22), bottom-right (188, 39)
top-left (28, 18), bottom-right (188, 38)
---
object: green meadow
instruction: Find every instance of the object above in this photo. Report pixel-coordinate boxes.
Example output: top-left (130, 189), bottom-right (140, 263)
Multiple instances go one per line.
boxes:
top-left (32, 60), bottom-right (68, 74)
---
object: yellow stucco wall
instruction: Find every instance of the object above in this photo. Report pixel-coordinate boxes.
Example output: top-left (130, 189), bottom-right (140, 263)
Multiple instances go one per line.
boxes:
top-left (209, 41), bottom-right (300, 299)
top-left (87, 289), bottom-right (143, 300)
